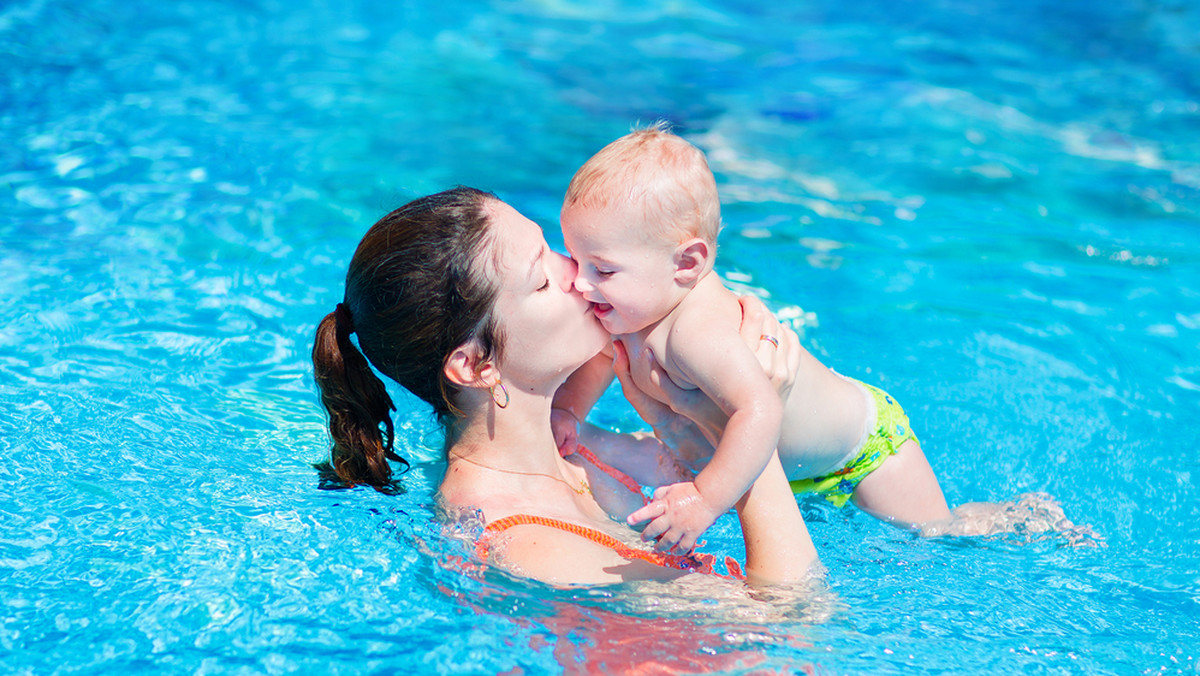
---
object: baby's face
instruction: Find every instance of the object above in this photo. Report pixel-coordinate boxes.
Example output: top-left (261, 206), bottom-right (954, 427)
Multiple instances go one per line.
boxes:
top-left (560, 202), bottom-right (682, 336)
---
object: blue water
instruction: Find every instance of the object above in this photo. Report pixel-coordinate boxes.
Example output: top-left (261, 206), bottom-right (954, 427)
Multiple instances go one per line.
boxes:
top-left (2, 0), bottom-right (1198, 673)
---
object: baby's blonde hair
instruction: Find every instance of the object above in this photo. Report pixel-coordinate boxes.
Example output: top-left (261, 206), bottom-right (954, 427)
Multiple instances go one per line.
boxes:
top-left (564, 122), bottom-right (721, 244)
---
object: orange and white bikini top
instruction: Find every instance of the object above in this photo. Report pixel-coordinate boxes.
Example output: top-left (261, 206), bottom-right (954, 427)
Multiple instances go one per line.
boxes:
top-left (473, 445), bottom-right (744, 580)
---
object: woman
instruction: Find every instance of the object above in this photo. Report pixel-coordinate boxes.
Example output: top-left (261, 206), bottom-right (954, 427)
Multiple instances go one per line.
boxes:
top-left (312, 186), bottom-right (818, 585)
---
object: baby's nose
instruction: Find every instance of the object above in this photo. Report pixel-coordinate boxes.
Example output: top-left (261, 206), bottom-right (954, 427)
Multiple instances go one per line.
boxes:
top-left (573, 274), bottom-right (593, 294)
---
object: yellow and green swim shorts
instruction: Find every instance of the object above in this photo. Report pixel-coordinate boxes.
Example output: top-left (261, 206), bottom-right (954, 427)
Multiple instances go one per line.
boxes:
top-left (788, 381), bottom-right (918, 507)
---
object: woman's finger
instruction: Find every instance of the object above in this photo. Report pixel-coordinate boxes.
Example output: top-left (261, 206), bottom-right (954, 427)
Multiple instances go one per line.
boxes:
top-left (737, 295), bottom-right (768, 336)
top-left (739, 295), bottom-right (778, 371)
top-left (639, 348), bottom-right (666, 400)
top-left (741, 298), bottom-right (778, 360)
top-left (614, 340), bottom-right (672, 427)
top-left (738, 295), bottom-right (802, 398)
top-left (782, 325), bottom-right (802, 386)
top-left (641, 348), bottom-right (712, 417)
top-left (613, 339), bottom-right (642, 393)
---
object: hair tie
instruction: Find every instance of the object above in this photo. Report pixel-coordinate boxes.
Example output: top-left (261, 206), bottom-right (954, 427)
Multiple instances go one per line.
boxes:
top-left (335, 302), bottom-right (356, 335)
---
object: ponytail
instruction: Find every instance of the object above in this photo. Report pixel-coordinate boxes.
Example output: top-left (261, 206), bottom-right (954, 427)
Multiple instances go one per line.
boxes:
top-left (311, 186), bottom-right (504, 488)
top-left (312, 304), bottom-right (406, 486)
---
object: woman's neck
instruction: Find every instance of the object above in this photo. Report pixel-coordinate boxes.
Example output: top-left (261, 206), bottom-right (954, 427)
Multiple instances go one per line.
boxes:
top-left (449, 391), bottom-right (562, 474)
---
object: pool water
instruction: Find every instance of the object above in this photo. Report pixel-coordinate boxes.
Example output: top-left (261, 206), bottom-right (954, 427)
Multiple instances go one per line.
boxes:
top-left (3, 0), bottom-right (1198, 673)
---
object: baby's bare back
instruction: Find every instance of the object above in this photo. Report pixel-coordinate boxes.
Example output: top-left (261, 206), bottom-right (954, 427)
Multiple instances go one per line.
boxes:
top-left (777, 352), bottom-right (870, 480)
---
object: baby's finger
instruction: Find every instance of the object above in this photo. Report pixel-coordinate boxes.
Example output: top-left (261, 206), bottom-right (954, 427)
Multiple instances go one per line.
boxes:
top-left (661, 531), bottom-right (693, 555)
top-left (627, 499), bottom-right (661, 526)
top-left (640, 515), bottom-right (671, 543)
top-left (653, 526), bottom-right (682, 553)
top-left (557, 436), bottom-right (578, 458)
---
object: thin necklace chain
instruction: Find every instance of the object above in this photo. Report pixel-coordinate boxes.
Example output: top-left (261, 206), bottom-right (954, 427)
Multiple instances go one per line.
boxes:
top-left (448, 451), bottom-right (592, 496)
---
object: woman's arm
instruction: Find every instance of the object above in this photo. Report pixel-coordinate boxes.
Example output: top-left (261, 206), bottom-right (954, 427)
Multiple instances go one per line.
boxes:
top-left (736, 453), bottom-right (818, 585)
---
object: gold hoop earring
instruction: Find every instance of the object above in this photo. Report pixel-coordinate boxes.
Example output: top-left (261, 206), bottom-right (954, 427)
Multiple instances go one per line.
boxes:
top-left (490, 380), bottom-right (510, 409)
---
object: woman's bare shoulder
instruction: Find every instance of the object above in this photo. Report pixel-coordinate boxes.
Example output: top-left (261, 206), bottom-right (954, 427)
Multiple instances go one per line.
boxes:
top-left (487, 520), bottom-right (687, 585)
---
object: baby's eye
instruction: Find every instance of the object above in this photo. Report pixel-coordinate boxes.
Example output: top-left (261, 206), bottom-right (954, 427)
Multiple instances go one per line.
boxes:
top-left (537, 279), bottom-right (551, 291)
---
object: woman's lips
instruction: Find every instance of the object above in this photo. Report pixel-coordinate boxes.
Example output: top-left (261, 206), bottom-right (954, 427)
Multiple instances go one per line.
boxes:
top-left (592, 302), bottom-right (613, 317)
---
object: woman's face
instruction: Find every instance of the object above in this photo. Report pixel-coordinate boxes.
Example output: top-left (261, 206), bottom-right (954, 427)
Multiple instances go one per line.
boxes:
top-left (484, 200), bottom-right (609, 392)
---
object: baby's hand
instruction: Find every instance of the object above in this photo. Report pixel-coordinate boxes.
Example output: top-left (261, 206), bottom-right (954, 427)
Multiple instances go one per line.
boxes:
top-left (626, 482), bottom-right (722, 554)
top-left (550, 407), bottom-right (580, 457)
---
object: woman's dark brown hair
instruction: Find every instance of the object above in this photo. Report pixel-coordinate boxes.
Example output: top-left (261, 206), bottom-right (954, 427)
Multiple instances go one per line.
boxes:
top-left (312, 186), bottom-right (505, 486)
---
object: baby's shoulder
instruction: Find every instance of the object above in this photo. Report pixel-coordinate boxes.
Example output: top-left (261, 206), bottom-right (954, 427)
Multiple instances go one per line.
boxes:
top-left (667, 287), bottom-right (743, 346)
top-left (680, 278), bottom-right (742, 323)
top-left (659, 310), bottom-right (745, 380)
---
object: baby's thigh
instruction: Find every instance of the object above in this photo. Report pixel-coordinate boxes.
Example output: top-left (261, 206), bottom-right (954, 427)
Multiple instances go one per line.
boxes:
top-left (851, 440), bottom-right (951, 526)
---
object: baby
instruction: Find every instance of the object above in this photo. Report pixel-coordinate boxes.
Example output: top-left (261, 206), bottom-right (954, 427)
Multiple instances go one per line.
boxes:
top-left (553, 124), bottom-right (952, 553)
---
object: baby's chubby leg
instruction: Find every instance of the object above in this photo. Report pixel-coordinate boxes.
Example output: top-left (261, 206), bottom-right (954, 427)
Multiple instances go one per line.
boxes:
top-left (850, 439), bottom-right (952, 528)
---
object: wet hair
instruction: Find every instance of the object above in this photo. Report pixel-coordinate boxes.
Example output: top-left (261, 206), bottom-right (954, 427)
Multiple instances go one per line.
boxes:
top-left (563, 121), bottom-right (721, 244)
top-left (312, 186), bottom-right (504, 487)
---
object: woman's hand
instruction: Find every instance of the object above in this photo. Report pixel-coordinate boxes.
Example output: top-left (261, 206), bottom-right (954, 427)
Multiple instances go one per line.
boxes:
top-left (616, 339), bottom-right (722, 435)
top-left (612, 340), bottom-right (718, 472)
top-left (611, 298), bottom-right (800, 476)
top-left (737, 295), bottom-right (801, 402)
top-left (618, 297), bottom-right (801, 438)
top-left (611, 339), bottom-right (677, 430)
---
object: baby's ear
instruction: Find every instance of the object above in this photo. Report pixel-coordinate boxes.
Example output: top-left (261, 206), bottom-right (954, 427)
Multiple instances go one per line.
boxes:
top-left (673, 237), bottom-right (711, 285)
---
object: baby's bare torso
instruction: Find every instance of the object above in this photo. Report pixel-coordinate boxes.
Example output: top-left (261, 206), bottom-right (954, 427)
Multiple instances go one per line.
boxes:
top-left (622, 276), bottom-right (869, 481)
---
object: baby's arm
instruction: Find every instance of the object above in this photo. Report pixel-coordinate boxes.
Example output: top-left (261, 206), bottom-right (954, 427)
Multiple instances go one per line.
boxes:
top-left (551, 345), bottom-right (615, 453)
top-left (630, 322), bottom-right (783, 553)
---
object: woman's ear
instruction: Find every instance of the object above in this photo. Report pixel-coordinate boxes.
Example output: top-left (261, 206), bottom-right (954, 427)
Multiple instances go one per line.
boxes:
top-left (443, 342), bottom-right (499, 388)
top-left (673, 237), bottom-right (712, 285)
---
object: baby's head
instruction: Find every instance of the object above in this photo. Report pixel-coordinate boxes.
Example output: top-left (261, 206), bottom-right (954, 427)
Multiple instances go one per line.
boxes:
top-left (563, 122), bottom-right (720, 246)
top-left (561, 124), bottom-right (721, 335)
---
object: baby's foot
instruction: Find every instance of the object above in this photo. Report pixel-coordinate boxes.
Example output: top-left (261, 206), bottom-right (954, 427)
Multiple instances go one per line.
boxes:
top-left (921, 492), bottom-right (1103, 546)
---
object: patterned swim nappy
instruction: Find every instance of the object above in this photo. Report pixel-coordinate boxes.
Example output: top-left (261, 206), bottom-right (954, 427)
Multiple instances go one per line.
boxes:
top-left (788, 381), bottom-right (919, 507)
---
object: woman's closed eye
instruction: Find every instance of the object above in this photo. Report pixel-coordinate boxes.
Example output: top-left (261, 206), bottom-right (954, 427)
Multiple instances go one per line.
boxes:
top-left (595, 268), bottom-right (615, 279)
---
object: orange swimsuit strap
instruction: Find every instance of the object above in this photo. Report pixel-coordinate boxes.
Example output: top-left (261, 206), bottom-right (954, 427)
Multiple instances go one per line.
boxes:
top-left (476, 513), bottom-right (743, 579)
top-left (476, 444), bottom-right (745, 580)
top-left (564, 443), bottom-right (648, 505)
